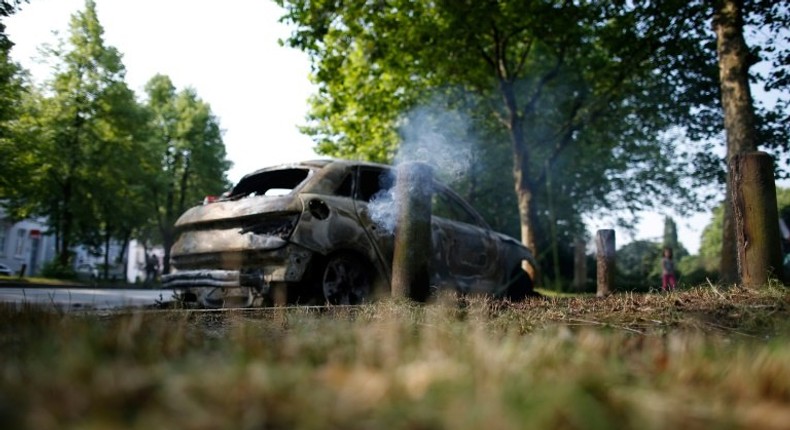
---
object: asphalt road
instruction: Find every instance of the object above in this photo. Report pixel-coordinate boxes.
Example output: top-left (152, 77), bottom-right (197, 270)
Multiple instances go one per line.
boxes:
top-left (0, 287), bottom-right (176, 310)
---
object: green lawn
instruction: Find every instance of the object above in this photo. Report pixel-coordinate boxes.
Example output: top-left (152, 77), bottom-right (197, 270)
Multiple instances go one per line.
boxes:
top-left (1, 286), bottom-right (788, 429)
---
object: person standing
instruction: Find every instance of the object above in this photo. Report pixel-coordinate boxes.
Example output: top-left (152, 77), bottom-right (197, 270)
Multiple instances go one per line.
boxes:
top-left (661, 247), bottom-right (677, 291)
top-left (145, 253), bottom-right (158, 283)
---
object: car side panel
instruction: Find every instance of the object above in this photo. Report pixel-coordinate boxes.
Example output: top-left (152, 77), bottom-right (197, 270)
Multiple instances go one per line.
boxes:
top-left (431, 217), bottom-right (501, 294)
top-left (289, 193), bottom-right (390, 285)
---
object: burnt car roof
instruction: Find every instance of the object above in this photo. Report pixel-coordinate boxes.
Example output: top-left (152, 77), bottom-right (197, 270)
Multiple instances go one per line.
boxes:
top-left (238, 159), bottom-right (391, 180)
top-left (229, 159), bottom-right (395, 199)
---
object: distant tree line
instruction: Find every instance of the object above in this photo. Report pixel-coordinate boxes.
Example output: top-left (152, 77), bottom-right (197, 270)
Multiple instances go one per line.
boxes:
top-left (0, 0), bottom-right (231, 277)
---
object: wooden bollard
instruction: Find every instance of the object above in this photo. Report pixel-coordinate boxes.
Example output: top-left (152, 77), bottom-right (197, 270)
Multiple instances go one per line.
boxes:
top-left (391, 162), bottom-right (433, 301)
top-left (730, 152), bottom-right (784, 287)
top-left (596, 229), bottom-right (615, 296)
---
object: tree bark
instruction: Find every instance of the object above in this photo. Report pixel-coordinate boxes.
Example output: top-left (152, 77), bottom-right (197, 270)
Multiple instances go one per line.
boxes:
top-left (596, 229), bottom-right (615, 297)
top-left (730, 152), bottom-right (784, 287)
top-left (713, 0), bottom-right (759, 284)
top-left (501, 80), bottom-right (541, 283)
top-left (58, 181), bottom-right (73, 266)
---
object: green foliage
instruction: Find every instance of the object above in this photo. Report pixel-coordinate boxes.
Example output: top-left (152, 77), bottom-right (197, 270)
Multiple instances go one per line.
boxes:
top-left (0, 1), bottom-right (27, 18)
top-left (38, 259), bottom-right (77, 280)
top-left (743, 1), bottom-right (790, 166)
top-left (616, 240), bottom-right (662, 291)
top-left (1, 0), bottom-right (150, 263)
top-left (0, 1), bottom-right (231, 269)
top-left (617, 219), bottom-right (705, 291)
top-left (0, 4), bottom-right (28, 201)
top-left (276, 0), bottom-right (734, 283)
top-left (675, 254), bottom-right (717, 287)
top-left (142, 74), bottom-right (232, 272)
top-left (700, 204), bottom-right (725, 271)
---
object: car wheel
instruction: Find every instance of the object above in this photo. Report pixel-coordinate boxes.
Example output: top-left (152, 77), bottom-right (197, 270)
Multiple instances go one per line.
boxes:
top-left (504, 267), bottom-right (534, 301)
top-left (321, 253), bottom-right (373, 305)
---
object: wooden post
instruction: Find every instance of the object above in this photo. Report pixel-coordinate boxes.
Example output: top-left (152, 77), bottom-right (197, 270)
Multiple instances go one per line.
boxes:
top-left (596, 230), bottom-right (615, 296)
top-left (573, 237), bottom-right (587, 291)
top-left (391, 162), bottom-right (433, 302)
top-left (730, 152), bottom-right (784, 287)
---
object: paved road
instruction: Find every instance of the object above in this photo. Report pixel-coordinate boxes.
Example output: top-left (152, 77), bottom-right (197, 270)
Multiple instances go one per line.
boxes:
top-left (0, 287), bottom-right (176, 310)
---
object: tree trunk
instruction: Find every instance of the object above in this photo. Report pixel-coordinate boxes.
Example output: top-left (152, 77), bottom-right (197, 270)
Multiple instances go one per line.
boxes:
top-left (501, 80), bottom-right (541, 283)
top-left (103, 228), bottom-right (111, 280)
top-left (714, 0), bottom-right (759, 284)
top-left (596, 229), bottom-right (615, 297)
top-left (730, 152), bottom-right (784, 287)
top-left (546, 160), bottom-right (561, 291)
top-left (119, 230), bottom-right (131, 282)
top-left (720, 183), bottom-right (739, 283)
top-left (58, 182), bottom-right (73, 266)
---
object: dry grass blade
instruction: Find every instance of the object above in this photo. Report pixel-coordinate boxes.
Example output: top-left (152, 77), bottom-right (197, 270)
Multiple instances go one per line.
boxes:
top-left (0, 285), bottom-right (787, 429)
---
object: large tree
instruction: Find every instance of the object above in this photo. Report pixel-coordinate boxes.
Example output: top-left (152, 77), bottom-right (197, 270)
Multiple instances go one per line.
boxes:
top-left (0, 0), bottom-right (28, 177)
top-left (277, 0), bottom-right (721, 277)
top-left (143, 74), bottom-right (231, 274)
top-left (712, 0), bottom-right (790, 283)
top-left (714, 0), bottom-right (758, 283)
top-left (2, 0), bottom-right (148, 266)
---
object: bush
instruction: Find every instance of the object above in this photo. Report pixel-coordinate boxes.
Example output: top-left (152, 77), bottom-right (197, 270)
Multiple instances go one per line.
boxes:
top-left (39, 260), bottom-right (77, 280)
top-left (676, 255), bottom-right (718, 287)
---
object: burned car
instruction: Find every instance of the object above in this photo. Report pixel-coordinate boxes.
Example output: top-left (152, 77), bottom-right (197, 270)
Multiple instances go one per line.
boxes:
top-left (163, 159), bottom-right (535, 307)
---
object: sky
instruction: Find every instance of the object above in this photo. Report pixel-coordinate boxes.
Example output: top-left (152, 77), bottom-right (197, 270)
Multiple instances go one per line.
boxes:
top-left (4, 0), bottom-right (714, 253)
top-left (5, 0), bottom-right (320, 184)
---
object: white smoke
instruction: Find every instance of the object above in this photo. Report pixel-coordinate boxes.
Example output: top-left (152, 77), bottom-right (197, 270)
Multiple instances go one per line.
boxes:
top-left (368, 187), bottom-right (398, 234)
top-left (367, 100), bottom-right (477, 234)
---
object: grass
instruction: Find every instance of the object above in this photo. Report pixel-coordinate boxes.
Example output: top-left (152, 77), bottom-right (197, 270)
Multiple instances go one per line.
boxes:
top-left (0, 285), bottom-right (789, 429)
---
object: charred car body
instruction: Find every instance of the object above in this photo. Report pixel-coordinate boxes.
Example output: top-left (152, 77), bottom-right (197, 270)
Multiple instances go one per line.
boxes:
top-left (163, 159), bottom-right (535, 307)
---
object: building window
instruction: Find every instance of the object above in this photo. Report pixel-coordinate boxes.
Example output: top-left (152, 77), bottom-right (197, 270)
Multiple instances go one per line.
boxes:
top-left (14, 229), bottom-right (25, 257)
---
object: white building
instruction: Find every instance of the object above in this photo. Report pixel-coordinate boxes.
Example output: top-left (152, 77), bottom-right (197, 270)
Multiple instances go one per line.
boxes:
top-left (0, 208), bottom-right (57, 276)
top-left (1, 208), bottom-right (164, 282)
top-left (69, 240), bottom-right (164, 283)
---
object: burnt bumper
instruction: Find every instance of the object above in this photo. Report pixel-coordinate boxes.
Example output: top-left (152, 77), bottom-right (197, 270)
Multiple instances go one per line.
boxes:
top-left (162, 270), bottom-right (243, 289)
top-left (163, 244), bottom-right (314, 290)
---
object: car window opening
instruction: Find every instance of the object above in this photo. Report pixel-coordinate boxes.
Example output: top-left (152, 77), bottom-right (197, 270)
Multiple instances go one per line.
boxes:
top-left (357, 168), bottom-right (393, 202)
top-left (229, 168), bottom-right (310, 199)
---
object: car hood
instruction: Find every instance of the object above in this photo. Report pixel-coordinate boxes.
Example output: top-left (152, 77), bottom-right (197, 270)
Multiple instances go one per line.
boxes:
top-left (174, 195), bottom-right (302, 227)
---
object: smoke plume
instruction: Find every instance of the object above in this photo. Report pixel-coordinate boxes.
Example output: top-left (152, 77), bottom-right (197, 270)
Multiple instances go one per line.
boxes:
top-left (367, 100), bottom-right (476, 234)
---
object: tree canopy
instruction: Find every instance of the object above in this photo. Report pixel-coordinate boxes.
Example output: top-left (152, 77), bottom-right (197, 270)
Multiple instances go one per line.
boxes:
top-left (0, 0), bottom-right (231, 274)
top-left (143, 73), bottom-right (231, 273)
top-left (276, 0), bottom-right (724, 274)
top-left (277, 0), bottom-right (789, 285)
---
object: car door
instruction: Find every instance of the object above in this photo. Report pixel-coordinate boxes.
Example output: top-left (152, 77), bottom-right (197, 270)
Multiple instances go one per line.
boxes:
top-left (351, 166), bottom-right (397, 280)
top-left (350, 167), bottom-right (500, 294)
top-left (430, 185), bottom-right (500, 293)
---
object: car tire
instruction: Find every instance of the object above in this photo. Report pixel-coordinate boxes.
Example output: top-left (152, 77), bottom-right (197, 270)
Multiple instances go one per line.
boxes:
top-left (504, 267), bottom-right (534, 301)
top-left (320, 252), bottom-right (374, 305)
